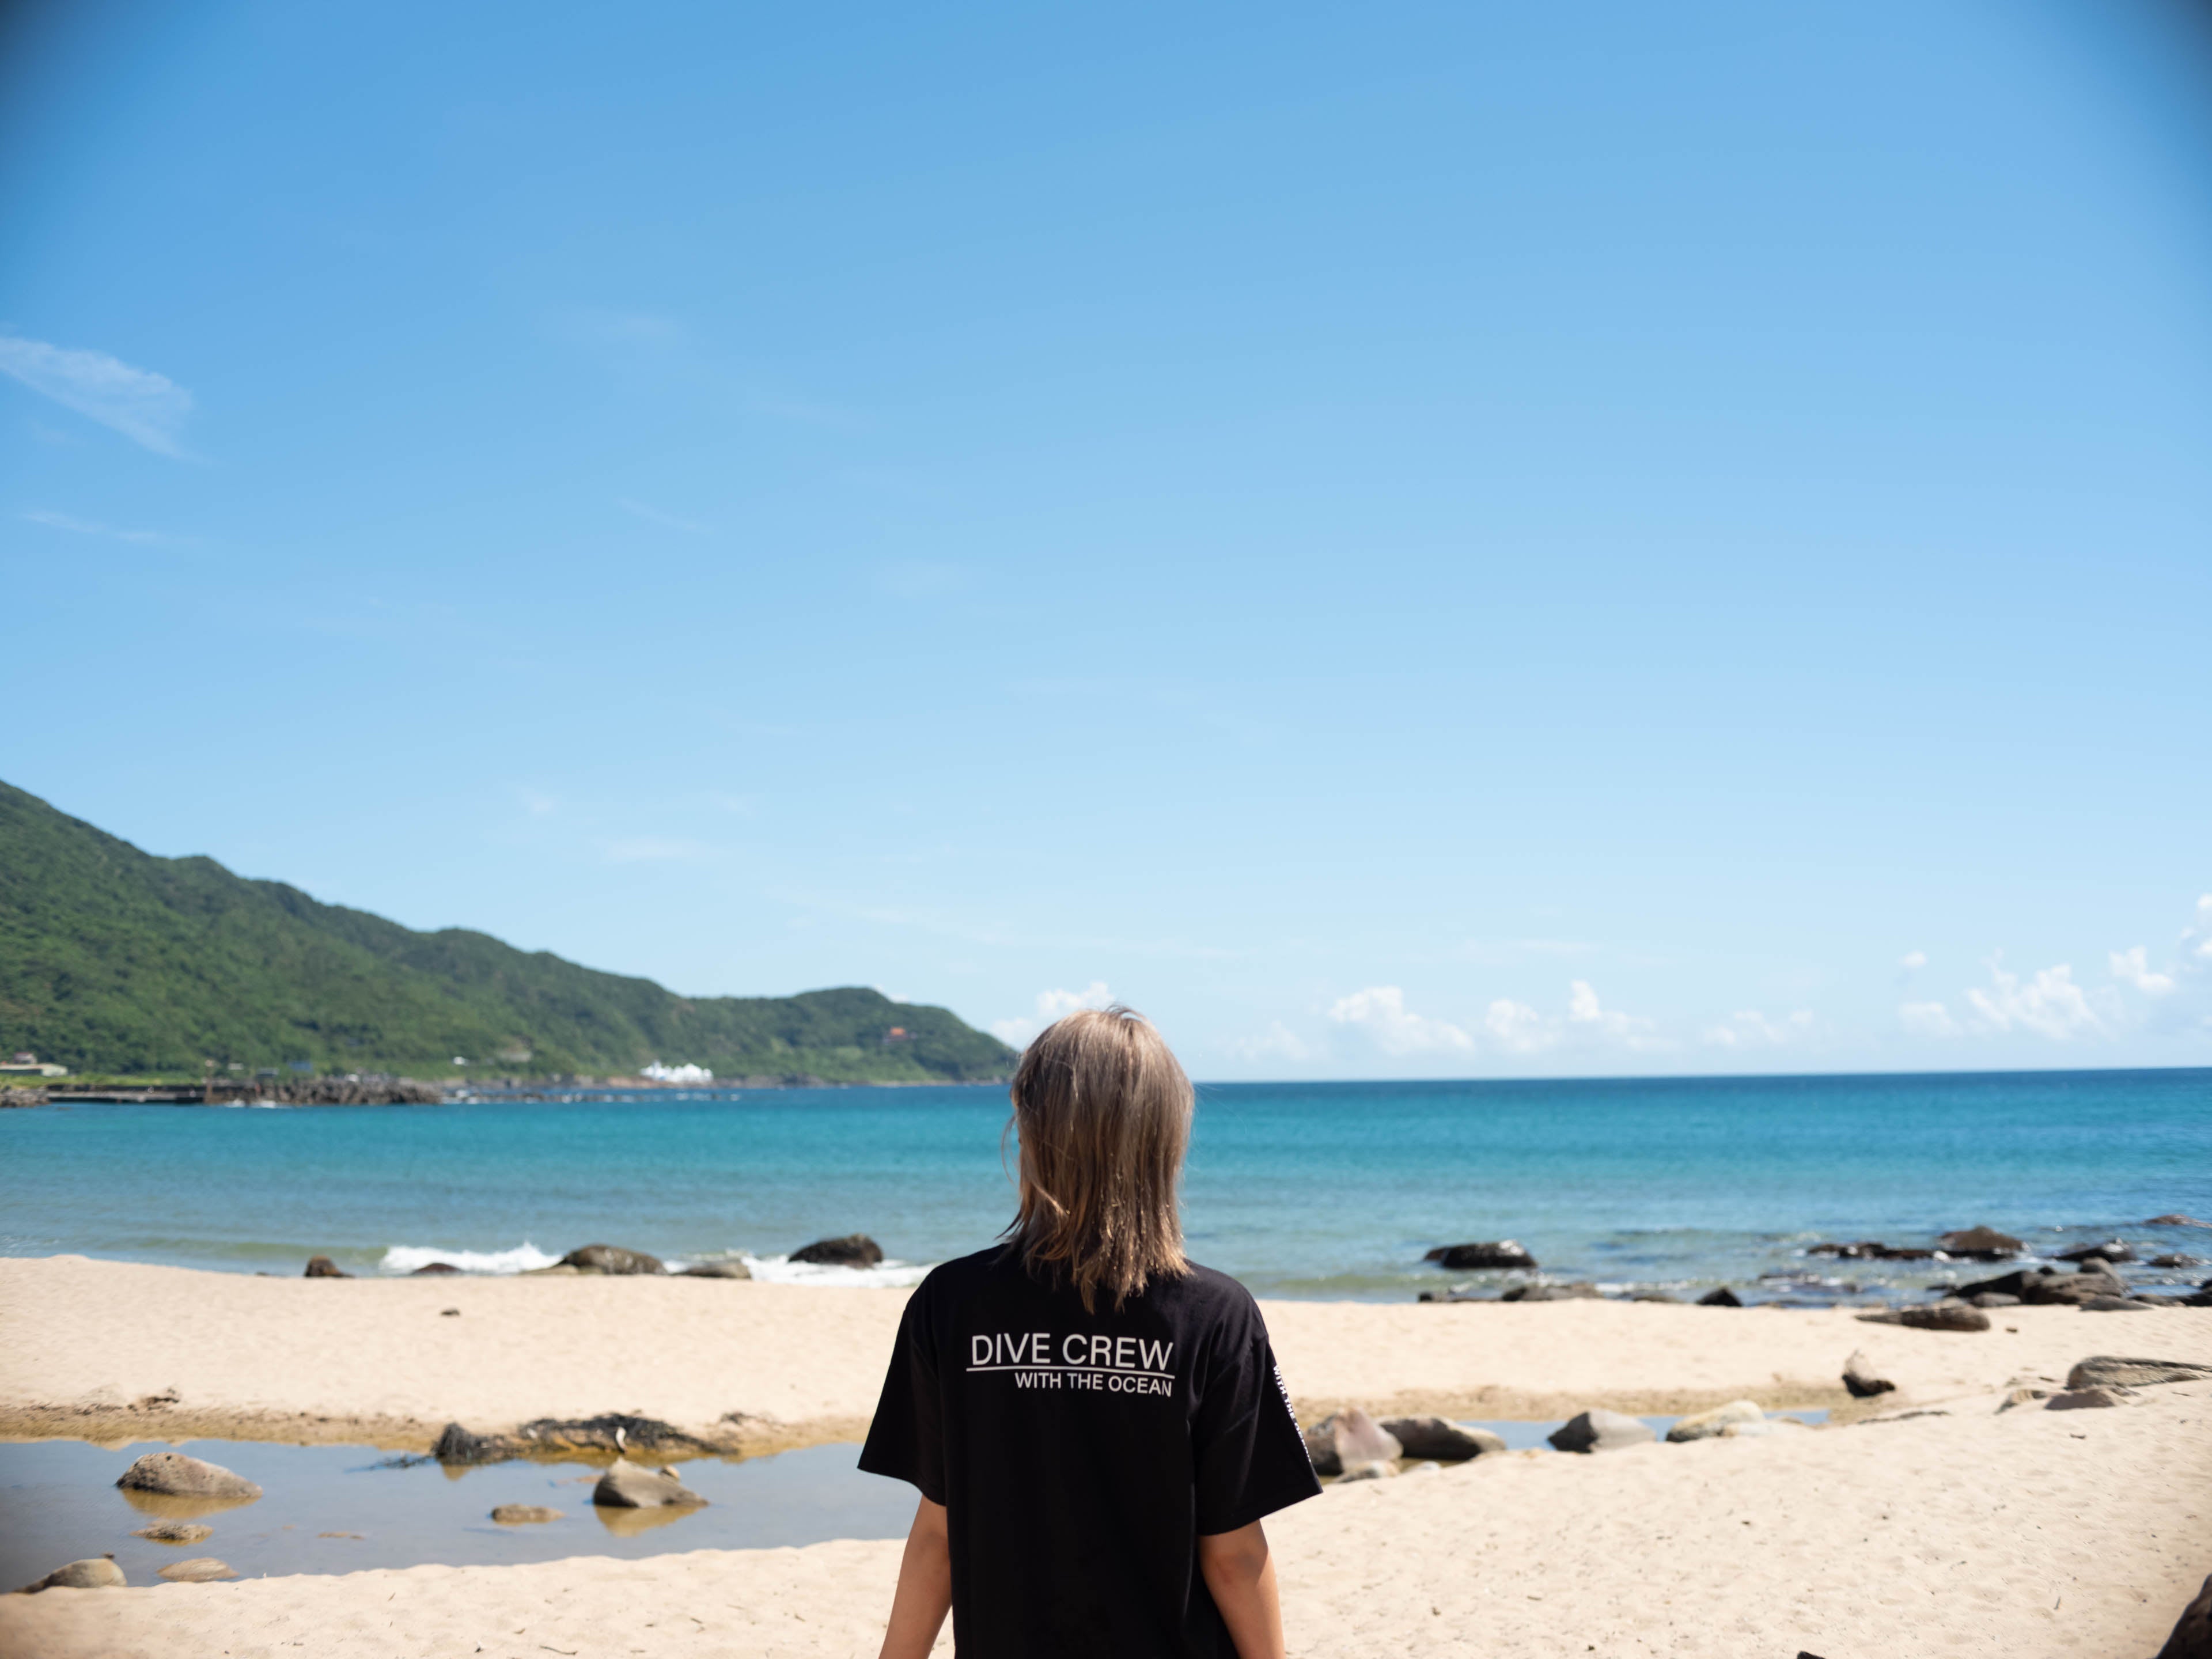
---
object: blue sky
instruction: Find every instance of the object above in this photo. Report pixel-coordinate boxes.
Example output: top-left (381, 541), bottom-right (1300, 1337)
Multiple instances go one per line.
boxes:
top-left (5, 0), bottom-right (2210, 1078)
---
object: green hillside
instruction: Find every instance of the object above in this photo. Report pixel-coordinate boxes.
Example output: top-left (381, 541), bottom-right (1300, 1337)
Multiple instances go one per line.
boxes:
top-left (0, 780), bottom-right (1016, 1084)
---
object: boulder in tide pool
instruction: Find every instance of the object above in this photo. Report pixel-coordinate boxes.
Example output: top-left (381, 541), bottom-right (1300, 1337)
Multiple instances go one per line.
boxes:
top-left (303, 1255), bottom-right (351, 1278)
top-left (19, 1556), bottom-right (126, 1592)
top-left (1380, 1417), bottom-right (1503, 1460)
top-left (1548, 1408), bottom-right (1655, 1453)
top-left (156, 1558), bottom-right (237, 1582)
top-left (117, 1452), bottom-right (262, 1501)
top-left (490, 1505), bottom-right (563, 1524)
top-left (1666, 1399), bottom-right (1764, 1442)
top-left (681, 1260), bottom-right (752, 1279)
top-left (558, 1244), bottom-right (665, 1275)
top-left (789, 1234), bottom-right (884, 1267)
top-left (592, 1458), bottom-right (709, 1509)
top-left (1423, 1241), bottom-right (1537, 1270)
top-left (131, 1521), bottom-right (213, 1544)
top-left (1935, 1226), bottom-right (2024, 1260)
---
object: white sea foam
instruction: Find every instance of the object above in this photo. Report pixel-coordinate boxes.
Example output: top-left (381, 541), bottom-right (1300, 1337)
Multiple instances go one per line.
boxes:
top-left (737, 1253), bottom-right (934, 1289)
top-left (377, 1241), bottom-right (561, 1275)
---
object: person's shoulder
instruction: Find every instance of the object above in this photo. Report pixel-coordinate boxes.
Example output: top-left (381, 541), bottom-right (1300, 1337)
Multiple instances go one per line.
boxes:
top-left (1160, 1259), bottom-right (1265, 1324)
top-left (911, 1244), bottom-right (1016, 1301)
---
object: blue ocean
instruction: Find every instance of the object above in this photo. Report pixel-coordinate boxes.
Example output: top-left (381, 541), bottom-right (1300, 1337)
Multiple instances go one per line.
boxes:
top-left (3, 1070), bottom-right (2207, 1302)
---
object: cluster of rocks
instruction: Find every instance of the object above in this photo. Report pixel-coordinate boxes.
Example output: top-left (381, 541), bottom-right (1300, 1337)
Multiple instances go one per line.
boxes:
top-left (1301, 1407), bottom-right (1504, 1480)
top-left (297, 1233), bottom-right (888, 1281)
top-left (15, 1452), bottom-right (263, 1594)
top-left (0, 1086), bottom-right (46, 1109)
top-left (432, 1411), bottom-right (737, 1465)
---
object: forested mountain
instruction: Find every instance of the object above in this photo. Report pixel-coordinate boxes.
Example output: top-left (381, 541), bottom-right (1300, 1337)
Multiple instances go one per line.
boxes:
top-left (0, 780), bottom-right (1014, 1082)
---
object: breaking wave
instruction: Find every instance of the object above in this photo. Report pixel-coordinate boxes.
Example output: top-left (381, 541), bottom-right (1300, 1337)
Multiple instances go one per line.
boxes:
top-left (377, 1241), bottom-right (562, 1275)
top-left (736, 1252), bottom-right (933, 1289)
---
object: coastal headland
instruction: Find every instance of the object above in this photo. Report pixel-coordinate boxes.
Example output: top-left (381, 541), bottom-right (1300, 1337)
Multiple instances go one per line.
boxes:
top-left (3, 1255), bottom-right (2209, 1657)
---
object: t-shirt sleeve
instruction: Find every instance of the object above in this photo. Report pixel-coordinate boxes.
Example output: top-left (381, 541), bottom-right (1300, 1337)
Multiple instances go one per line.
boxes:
top-left (1190, 1298), bottom-right (1322, 1535)
top-left (857, 1285), bottom-right (946, 1505)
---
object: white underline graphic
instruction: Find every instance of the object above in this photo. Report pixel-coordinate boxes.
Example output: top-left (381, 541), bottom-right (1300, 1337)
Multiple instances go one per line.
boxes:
top-left (965, 1365), bottom-right (1176, 1380)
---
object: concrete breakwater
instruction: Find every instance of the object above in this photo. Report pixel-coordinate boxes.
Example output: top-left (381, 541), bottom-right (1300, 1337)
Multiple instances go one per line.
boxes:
top-left (35, 1078), bottom-right (445, 1107)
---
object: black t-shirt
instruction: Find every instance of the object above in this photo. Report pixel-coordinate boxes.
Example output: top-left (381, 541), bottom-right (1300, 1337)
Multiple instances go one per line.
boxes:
top-left (858, 1245), bottom-right (1320, 1659)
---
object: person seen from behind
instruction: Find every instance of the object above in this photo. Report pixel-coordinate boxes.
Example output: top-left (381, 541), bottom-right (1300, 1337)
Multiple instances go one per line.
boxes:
top-left (862, 1005), bottom-right (1320, 1658)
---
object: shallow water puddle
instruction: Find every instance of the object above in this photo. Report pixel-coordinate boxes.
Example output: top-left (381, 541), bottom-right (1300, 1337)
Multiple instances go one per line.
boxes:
top-left (0, 1438), bottom-right (916, 1588)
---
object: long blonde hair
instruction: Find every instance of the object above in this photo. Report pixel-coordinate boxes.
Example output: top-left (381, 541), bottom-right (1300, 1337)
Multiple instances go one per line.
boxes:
top-left (1005, 1005), bottom-right (1194, 1311)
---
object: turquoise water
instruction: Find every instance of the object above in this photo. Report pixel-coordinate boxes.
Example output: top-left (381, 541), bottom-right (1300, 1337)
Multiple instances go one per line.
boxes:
top-left (3, 1070), bottom-right (2207, 1301)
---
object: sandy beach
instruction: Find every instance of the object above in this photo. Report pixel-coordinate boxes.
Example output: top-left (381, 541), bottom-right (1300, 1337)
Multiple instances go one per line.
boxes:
top-left (3, 1255), bottom-right (2209, 1657)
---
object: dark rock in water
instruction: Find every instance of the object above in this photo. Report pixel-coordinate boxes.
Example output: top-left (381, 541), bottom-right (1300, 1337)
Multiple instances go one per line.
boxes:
top-left (558, 1244), bottom-right (665, 1275)
top-left (1806, 1241), bottom-right (1934, 1261)
top-left (19, 1556), bottom-right (126, 1592)
top-left (2151, 1571), bottom-right (2211, 1659)
top-left (157, 1557), bottom-right (237, 1582)
top-left (2080, 1295), bottom-right (2153, 1312)
top-left (410, 1262), bottom-right (461, 1276)
top-left (1548, 1408), bottom-right (1654, 1453)
top-left (681, 1260), bottom-right (752, 1279)
top-left (1501, 1282), bottom-right (1602, 1302)
top-left (1697, 1286), bottom-right (1743, 1308)
top-left (1423, 1240), bottom-right (1537, 1270)
top-left (132, 1521), bottom-right (212, 1544)
top-left (1935, 1226), bottom-right (2023, 1260)
top-left (1381, 1416), bottom-right (1504, 1460)
top-left (1964, 1264), bottom-right (2125, 1306)
top-left (2056, 1240), bottom-right (2135, 1264)
top-left (592, 1458), bottom-right (709, 1510)
top-left (2148, 1254), bottom-right (2204, 1269)
top-left (2145, 1214), bottom-right (2211, 1229)
top-left (1857, 1304), bottom-right (1990, 1332)
top-left (303, 1255), bottom-right (351, 1278)
top-left (790, 1234), bottom-right (884, 1267)
top-left (434, 1413), bottom-right (717, 1465)
top-left (1968, 1292), bottom-right (2020, 1309)
top-left (117, 1452), bottom-right (262, 1500)
top-left (1841, 1349), bottom-right (1895, 1398)
top-left (490, 1505), bottom-right (563, 1524)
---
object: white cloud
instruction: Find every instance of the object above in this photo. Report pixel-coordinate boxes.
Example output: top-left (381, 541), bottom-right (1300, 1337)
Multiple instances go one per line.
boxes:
top-left (2181, 896), bottom-right (2212, 970)
top-left (1900, 1001), bottom-right (1959, 1037)
top-left (1566, 980), bottom-right (1662, 1048)
top-left (1230, 1021), bottom-right (1313, 1064)
top-left (1963, 959), bottom-right (2106, 1040)
top-left (1327, 986), bottom-right (1474, 1055)
top-left (991, 982), bottom-right (1115, 1048)
top-left (21, 508), bottom-right (171, 544)
top-left (1703, 1009), bottom-right (1815, 1048)
top-left (1899, 950), bottom-right (1926, 971)
top-left (0, 335), bottom-right (192, 455)
top-left (2109, 946), bottom-right (2175, 997)
top-left (1483, 998), bottom-right (1554, 1054)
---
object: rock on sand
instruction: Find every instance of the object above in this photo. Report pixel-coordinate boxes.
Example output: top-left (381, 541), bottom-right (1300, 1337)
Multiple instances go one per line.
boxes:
top-left (116, 1453), bottom-right (262, 1501)
top-left (1381, 1416), bottom-right (1503, 1460)
top-left (591, 1459), bottom-right (709, 1509)
top-left (1548, 1408), bottom-right (1655, 1453)
top-left (19, 1558), bottom-right (125, 1592)
top-left (680, 1260), bottom-right (752, 1278)
top-left (2066, 1356), bottom-right (2212, 1391)
top-left (1857, 1304), bottom-right (1991, 1333)
top-left (1422, 1241), bottom-right (1537, 1270)
top-left (789, 1235), bottom-right (884, 1267)
top-left (302, 1255), bottom-right (351, 1278)
top-left (558, 1244), bottom-right (665, 1275)
top-left (2152, 1572), bottom-right (2211, 1659)
top-left (1842, 1350), bottom-right (1895, 1398)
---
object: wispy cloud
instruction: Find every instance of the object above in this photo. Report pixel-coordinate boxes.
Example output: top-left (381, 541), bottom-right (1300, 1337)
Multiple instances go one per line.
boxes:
top-left (1702, 1009), bottom-right (1816, 1048)
top-left (21, 509), bottom-right (173, 544)
top-left (0, 335), bottom-right (193, 455)
top-left (1899, 950), bottom-right (1927, 971)
top-left (617, 498), bottom-right (709, 533)
top-left (1963, 957), bottom-right (2108, 1040)
top-left (1328, 986), bottom-right (1474, 1055)
top-left (2109, 946), bottom-right (2174, 997)
top-left (991, 980), bottom-right (1116, 1047)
